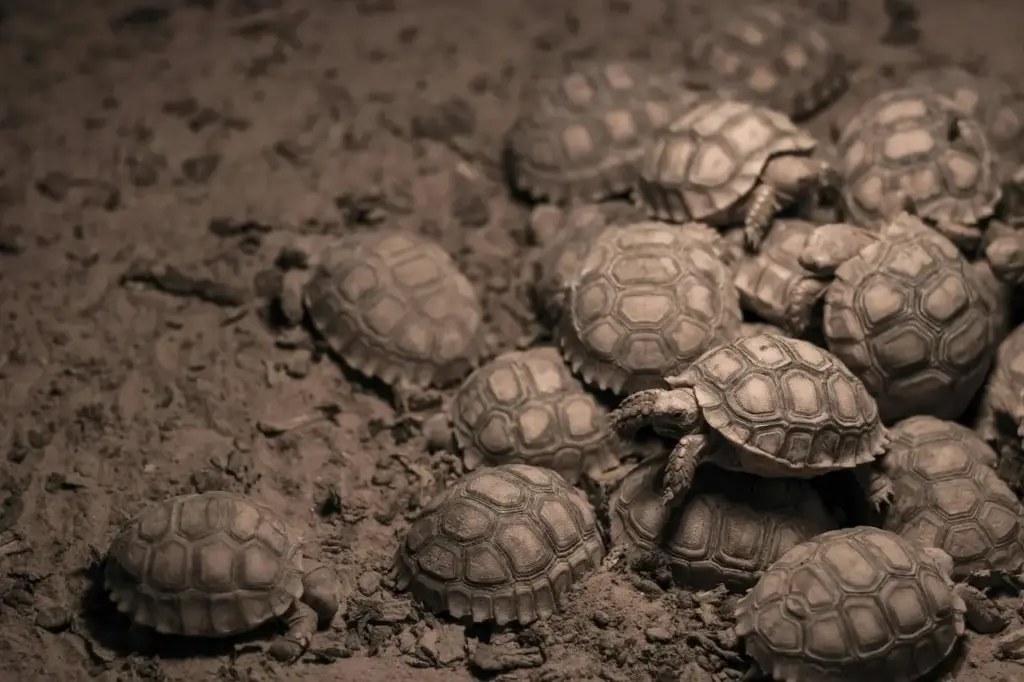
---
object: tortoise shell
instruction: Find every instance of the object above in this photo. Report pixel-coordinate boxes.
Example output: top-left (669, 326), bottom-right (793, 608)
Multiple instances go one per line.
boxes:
top-left (530, 202), bottom-right (644, 327)
top-left (732, 220), bottom-right (827, 337)
top-left (105, 492), bottom-right (304, 636)
top-left (685, 4), bottom-right (848, 120)
top-left (736, 526), bottom-right (966, 682)
top-left (507, 61), bottom-right (703, 203)
top-left (449, 347), bottom-right (616, 484)
top-left (610, 458), bottom-right (836, 591)
top-left (671, 333), bottom-right (887, 472)
top-left (636, 99), bottom-right (817, 225)
top-left (837, 86), bottom-right (1002, 230)
top-left (558, 221), bottom-right (742, 395)
top-left (883, 416), bottom-right (1024, 579)
top-left (906, 67), bottom-right (1024, 167)
top-left (821, 214), bottom-right (996, 423)
top-left (302, 230), bottom-right (485, 389)
top-left (391, 464), bottom-right (604, 625)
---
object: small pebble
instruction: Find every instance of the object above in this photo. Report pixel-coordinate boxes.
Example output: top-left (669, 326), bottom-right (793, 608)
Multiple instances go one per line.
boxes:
top-left (35, 605), bottom-right (72, 632)
top-left (357, 570), bottom-right (382, 595)
top-left (591, 609), bottom-right (611, 627)
top-left (645, 626), bottom-right (673, 643)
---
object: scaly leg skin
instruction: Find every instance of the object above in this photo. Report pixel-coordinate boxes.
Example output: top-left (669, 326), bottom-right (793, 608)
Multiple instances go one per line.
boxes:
top-left (610, 389), bottom-right (701, 440)
top-left (661, 434), bottom-right (707, 507)
top-left (855, 465), bottom-right (895, 513)
top-left (743, 183), bottom-right (779, 252)
top-left (269, 601), bottom-right (319, 662)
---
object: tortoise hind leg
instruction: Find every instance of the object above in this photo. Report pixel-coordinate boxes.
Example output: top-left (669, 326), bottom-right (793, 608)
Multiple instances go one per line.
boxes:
top-left (270, 601), bottom-right (318, 662)
top-left (661, 434), bottom-right (708, 507)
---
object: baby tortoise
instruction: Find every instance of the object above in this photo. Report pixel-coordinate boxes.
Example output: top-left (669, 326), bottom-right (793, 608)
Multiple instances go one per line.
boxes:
top-left (883, 415), bottom-right (1024, 581)
top-left (610, 458), bottom-right (836, 590)
top-left (392, 464), bottom-right (604, 625)
top-left (611, 332), bottom-right (893, 510)
top-left (836, 85), bottom-right (1001, 252)
top-left (557, 220), bottom-right (741, 395)
top-left (507, 61), bottom-right (702, 203)
top-left (280, 230), bottom-right (486, 398)
top-left (105, 491), bottom-right (339, 661)
top-left (424, 347), bottom-right (619, 484)
top-left (635, 98), bottom-right (833, 250)
top-left (798, 213), bottom-right (997, 423)
top-left (684, 4), bottom-right (849, 120)
top-left (736, 526), bottom-right (966, 682)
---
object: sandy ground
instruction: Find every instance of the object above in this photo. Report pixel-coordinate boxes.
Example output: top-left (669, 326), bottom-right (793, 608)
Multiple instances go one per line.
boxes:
top-left (2, 0), bottom-right (1024, 680)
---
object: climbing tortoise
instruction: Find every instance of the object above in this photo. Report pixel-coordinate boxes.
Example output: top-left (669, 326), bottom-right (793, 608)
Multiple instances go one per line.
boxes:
top-left (836, 85), bottom-right (1002, 251)
top-left (528, 201), bottom-right (644, 327)
top-left (684, 4), bottom-right (848, 120)
top-left (557, 220), bottom-right (742, 395)
top-left (507, 61), bottom-right (703, 203)
top-left (611, 332), bottom-right (893, 509)
top-left (796, 213), bottom-right (997, 423)
top-left (281, 230), bottom-right (486, 393)
top-left (105, 491), bottom-right (339, 661)
top-left (392, 463), bottom-right (604, 625)
top-left (732, 219), bottom-right (828, 337)
top-left (635, 98), bottom-right (832, 250)
top-left (610, 457), bottom-right (836, 590)
top-left (736, 526), bottom-right (966, 682)
top-left (424, 347), bottom-right (619, 484)
top-left (883, 415), bottom-right (1024, 580)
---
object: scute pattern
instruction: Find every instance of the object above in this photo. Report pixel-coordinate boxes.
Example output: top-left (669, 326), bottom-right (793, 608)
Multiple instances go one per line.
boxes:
top-left (610, 459), bottom-right (836, 590)
top-left (838, 86), bottom-right (1001, 230)
top-left (883, 416), bottom-right (1024, 578)
top-left (733, 220), bottom-right (827, 336)
top-left (303, 230), bottom-right (484, 389)
top-left (676, 334), bottom-right (885, 468)
top-left (508, 61), bottom-right (702, 203)
top-left (906, 67), bottom-right (1024, 165)
top-left (636, 99), bottom-right (816, 225)
top-left (450, 347), bottom-right (615, 483)
top-left (558, 221), bottom-right (742, 395)
top-left (736, 527), bottom-right (965, 682)
top-left (823, 218), bottom-right (996, 422)
top-left (391, 464), bottom-right (604, 625)
top-left (531, 202), bottom-right (644, 326)
top-left (105, 492), bottom-right (302, 637)
top-left (685, 5), bottom-right (848, 119)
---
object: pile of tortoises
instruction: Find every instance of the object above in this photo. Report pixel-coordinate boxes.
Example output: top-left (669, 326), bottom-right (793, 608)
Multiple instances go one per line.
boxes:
top-left (97, 3), bottom-right (1024, 681)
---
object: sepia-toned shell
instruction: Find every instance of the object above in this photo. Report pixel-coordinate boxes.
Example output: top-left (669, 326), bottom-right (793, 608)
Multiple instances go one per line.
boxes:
top-left (671, 333), bottom-right (887, 471)
top-left (530, 202), bottom-right (644, 327)
top-left (449, 347), bottom-right (617, 484)
top-left (837, 86), bottom-right (1002, 229)
top-left (105, 492), bottom-right (303, 637)
top-left (906, 66), bottom-right (1024, 169)
top-left (821, 214), bottom-right (996, 423)
top-left (302, 230), bottom-right (485, 389)
top-left (732, 219), bottom-right (827, 336)
top-left (883, 415), bottom-right (1024, 579)
top-left (685, 4), bottom-right (848, 120)
top-left (636, 99), bottom-right (816, 225)
top-left (736, 526), bottom-right (966, 682)
top-left (391, 464), bottom-right (604, 625)
top-left (610, 458), bottom-right (836, 590)
top-left (557, 221), bottom-right (742, 395)
top-left (507, 61), bottom-right (703, 203)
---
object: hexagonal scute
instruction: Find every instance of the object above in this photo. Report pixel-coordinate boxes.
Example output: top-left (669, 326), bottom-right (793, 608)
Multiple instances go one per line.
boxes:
top-left (495, 522), bottom-right (554, 578)
top-left (147, 539), bottom-right (191, 591)
top-left (193, 538), bottom-right (240, 593)
top-left (821, 541), bottom-right (887, 593)
top-left (439, 500), bottom-right (497, 544)
top-left (238, 544), bottom-right (283, 591)
top-left (464, 472), bottom-right (529, 510)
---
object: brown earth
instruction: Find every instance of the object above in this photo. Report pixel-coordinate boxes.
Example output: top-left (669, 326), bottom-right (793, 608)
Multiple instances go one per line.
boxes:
top-left (1, 0), bottom-right (1024, 681)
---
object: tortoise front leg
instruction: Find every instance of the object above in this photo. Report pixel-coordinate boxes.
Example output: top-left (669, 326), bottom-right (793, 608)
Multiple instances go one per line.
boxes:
top-left (743, 183), bottom-right (779, 252)
top-left (661, 433), bottom-right (709, 507)
top-left (270, 601), bottom-right (318, 662)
